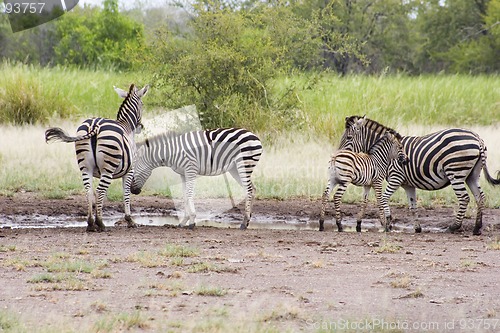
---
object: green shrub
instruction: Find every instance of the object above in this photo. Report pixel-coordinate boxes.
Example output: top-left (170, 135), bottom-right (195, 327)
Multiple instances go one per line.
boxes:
top-left (0, 66), bottom-right (74, 124)
top-left (148, 1), bottom-right (324, 132)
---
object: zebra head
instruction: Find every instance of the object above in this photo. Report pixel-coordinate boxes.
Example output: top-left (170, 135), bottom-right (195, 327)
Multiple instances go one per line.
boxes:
top-left (339, 115), bottom-right (398, 154)
top-left (130, 139), bottom-right (154, 195)
top-left (383, 132), bottom-right (409, 166)
top-left (114, 84), bottom-right (150, 133)
top-left (338, 115), bottom-right (366, 151)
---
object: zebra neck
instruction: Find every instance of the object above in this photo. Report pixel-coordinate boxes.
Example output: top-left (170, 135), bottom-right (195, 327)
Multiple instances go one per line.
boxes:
top-left (117, 119), bottom-right (136, 133)
top-left (116, 97), bottom-right (139, 132)
top-left (147, 140), bottom-right (173, 168)
top-left (371, 147), bottom-right (391, 170)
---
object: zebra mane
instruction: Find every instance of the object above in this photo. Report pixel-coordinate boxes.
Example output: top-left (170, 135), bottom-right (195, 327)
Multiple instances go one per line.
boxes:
top-left (368, 132), bottom-right (400, 155)
top-left (346, 115), bottom-right (402, 141)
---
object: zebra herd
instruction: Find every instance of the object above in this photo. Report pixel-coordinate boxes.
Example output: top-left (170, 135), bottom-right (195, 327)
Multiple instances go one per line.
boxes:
top-left (45, 84), bottom-right (500, 235)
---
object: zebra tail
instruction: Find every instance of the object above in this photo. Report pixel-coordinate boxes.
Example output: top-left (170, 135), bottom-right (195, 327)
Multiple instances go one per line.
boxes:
top-left (483, 163), bottom-right (500, 186)
top-left (479, 140), bottom-right (500, 186)
top-left (45, 127), bottom-right (96, 144)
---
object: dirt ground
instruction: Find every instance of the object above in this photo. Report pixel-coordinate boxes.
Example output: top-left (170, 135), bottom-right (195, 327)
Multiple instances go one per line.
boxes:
top-left (1, 193), bottom-right (500, 332)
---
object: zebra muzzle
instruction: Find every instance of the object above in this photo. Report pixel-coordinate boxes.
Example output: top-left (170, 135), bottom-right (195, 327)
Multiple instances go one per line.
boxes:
top-left (131, 186), bottom-right (142, 195)
top-left (399, 156), bottom-right (410, 165)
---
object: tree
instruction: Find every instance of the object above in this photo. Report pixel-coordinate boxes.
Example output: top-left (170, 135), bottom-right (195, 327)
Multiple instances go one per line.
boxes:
top-left (53, 0), bottom-right (145, 69)
top-left (148, 0), bottom-right (322, 130)
top-left (413, 0), bottom-right (492, 73)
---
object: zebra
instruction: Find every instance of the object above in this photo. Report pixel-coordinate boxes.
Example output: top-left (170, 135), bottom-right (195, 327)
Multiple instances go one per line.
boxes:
top-left (44, 84), bottom-right (149, 232)
top-left (130, 128), bottom-right (263, 229)
top-left (319, 131), bottom-right (409, 232)
top-left (339, 115), bottom-right (500, 235)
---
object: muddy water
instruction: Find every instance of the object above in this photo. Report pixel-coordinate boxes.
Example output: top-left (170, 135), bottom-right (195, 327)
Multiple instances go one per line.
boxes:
top-left (0, 211), bottom-right (439, 233)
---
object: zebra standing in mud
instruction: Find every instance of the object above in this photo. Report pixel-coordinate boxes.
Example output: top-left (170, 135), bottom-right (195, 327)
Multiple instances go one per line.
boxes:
top-left (319, 131), bottom-right (409, 232)
top-left (130, 128), bottom-right (263, 230)
top-left (45, 84), bottom-right (149, 232)
top-left (339, 115), bottom-right (500, 235)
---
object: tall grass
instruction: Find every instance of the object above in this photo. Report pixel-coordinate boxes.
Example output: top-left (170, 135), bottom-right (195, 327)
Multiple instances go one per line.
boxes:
top-left (290, 73), bottom-right (500, 138)
top-left (0, 62), bottom-right (142, 124)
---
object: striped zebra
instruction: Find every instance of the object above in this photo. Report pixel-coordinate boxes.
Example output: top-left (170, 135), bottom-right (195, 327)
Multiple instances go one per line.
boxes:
top-left (44, 84), bottom-right (149, 232)
top-left (319, 131), bottom-right (409, 232)
top-left (130, 128), bottom-right (263, 229)
top-left (339, 115), bottom-right (500, 235)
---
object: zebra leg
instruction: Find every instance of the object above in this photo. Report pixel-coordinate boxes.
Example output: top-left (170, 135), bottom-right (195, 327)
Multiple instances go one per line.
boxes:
top-left (447, 178), bottom-right (470, 233)
top-left (402, 186), bottom-right (420, 232)
top-left (82, 172), bottom-right (97, 232)
top-left (94, 174), bottom-right (112, 232)
top-left (381, 178), bottom-right (404, 232)
top-left (224, 173), bottom-right (237, 209)
top-left (319, 180), bottom-right (333, 231)
top-left (333, 184), bottom-right (347, 232)
top-left (241, 182), bottom-right (256, 230)
top-left (356, 186), bottom-right (371, 232)
top-left (466, 176), bottom-right (485, 236)
top-left (179, 177), bottom-right (196, 229)
top-left (122, 172), bottom-right (137, 228)
top-left (373, 181), bottom-right (390, 232)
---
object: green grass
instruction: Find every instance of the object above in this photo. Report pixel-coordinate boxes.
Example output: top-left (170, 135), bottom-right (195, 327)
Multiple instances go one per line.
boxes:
top-left (0, 62), bottom-right (142, 124)
top-left (291, 73), bottom-right (500, 138)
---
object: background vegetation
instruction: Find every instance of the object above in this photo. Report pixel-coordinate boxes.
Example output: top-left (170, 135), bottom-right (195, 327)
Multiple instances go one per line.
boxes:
top-left (1, 0), bottom-right (499, 130)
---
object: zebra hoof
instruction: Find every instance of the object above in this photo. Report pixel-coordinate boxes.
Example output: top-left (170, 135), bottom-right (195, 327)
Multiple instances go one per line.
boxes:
top-left (472, 228), bottom-right (482, 236)
top-left (415, 226), bottom-right (422, 233)
top-left (125, 215), bottom-right (137, 228)
top-left (188, 223), bottom-right (196, 230)
top-left (356, 223), bottom-right (361, 233)
top-left (239, 224), bottom-right (247, 230)
top-left (337, 225), bottom-right (343, 232)
top-left (446, 224), bottom-right (462, 234)
top-left (86, 225), bottom-right (97, 232)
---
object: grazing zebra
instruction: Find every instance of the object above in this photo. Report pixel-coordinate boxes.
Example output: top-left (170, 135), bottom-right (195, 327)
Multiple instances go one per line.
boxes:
top-left (45, 84), bottom-right (149, 232)
top-left (319, 131), bottom-right (409, 232)
top-left (130, 128), bottom-right (263, 229)
top-left (339, 115), bottom-right (500, 235)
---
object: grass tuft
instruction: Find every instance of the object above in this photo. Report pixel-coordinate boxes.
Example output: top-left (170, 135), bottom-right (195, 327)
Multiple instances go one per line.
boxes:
top-left (195, 285), bottom-right (227, 297)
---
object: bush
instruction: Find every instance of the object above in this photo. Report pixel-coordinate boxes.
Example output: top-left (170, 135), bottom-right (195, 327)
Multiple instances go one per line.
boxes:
top-left (148, 1), bottom-right (320, 132)
top-left (0, 64), bottom-right (74, 125)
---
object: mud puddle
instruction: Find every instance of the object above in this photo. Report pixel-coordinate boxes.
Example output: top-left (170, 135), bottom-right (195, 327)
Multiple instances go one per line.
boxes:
top-left (0, 211), bottom-right (444, 233)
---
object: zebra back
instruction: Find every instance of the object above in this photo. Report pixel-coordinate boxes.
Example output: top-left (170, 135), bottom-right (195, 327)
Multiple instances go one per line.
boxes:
top-left (132, 128), bottom-right (262, 192)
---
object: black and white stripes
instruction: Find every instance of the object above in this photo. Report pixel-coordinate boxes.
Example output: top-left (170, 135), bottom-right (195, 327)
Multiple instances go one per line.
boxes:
top-left (45, 84), bottom-right (149, 232)
top-left (319, 131), bottom-right (408, 232)
top-left (130, 128), bottom-right (263, 229)
top-left (339, 116), bottom-right (500, 235)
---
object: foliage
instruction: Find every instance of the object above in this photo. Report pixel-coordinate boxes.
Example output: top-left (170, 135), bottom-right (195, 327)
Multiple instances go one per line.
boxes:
top-left (148, 1), bottom-right (313, 130)
top-left (0, 62), bottom-right (141, 125)
top-left (0, 63), bottom-right (75, 124)
top-left (53, 0), bottom-right (145, 69)
top-left (0, 0), bottom-right (144, 70)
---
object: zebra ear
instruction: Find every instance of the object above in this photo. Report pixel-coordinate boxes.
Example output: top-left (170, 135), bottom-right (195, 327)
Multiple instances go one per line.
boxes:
top-left (137, 84), bottom-right (149, 97)
top-left (356, 117), bottom-right (366, 127)
top-left (114, 86), bottom-right (129, 99)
